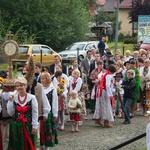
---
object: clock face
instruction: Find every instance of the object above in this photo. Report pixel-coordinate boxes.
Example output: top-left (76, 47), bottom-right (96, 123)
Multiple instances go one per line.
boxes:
top-left (3, 42), bottom-right (18, 56)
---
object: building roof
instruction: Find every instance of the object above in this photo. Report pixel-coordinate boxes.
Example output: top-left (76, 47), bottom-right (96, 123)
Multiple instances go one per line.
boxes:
top-left (103, 0), bottom-right (115, 12)
top-left (119, 0), bottom-right (132, 9)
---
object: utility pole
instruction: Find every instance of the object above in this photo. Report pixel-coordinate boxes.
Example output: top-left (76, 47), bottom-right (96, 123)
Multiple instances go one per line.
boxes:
top-left (115, 0), bottom-right (119, 53)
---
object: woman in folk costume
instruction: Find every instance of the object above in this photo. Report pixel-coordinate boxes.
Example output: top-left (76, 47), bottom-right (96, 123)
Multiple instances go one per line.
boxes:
top-left (40, 72), bottom-right (59, 148)
top-left (96, 64), bottom-right (117, 127)
top-left (139, 59), bottom-right (150, 116)
top-left (90, 60), bottom-right (106, 123)
top-left (69, 70), bottom-right (83, 93)
top-left (7, 77), bottom-right (39, 150)
top-left (52, 71), bottom-right (68, 131)
top-left (25, 58), bottom-right (51, 149)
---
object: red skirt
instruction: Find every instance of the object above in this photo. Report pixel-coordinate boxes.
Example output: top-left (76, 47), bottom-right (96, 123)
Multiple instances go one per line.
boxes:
top-left (70, 113), bottom-right (81, 121)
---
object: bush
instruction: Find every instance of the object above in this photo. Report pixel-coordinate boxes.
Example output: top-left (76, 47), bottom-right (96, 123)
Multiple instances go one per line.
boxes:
top-left (124, 37), bottom-right (137, 44)
top-left (118, 33), bottom-right (124, 42)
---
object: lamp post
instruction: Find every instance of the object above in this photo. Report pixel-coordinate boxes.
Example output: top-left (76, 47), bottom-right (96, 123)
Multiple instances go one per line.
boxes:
top-left (115, 0), bottom-right (119, 53)
top-left (132, 0), bottom-right (134, 37)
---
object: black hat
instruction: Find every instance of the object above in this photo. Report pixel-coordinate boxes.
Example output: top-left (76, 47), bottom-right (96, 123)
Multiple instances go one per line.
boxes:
top-left (124, 61), bottom-right (130, 66)
top-left (114, 72), bottom-right (123, 78)
top-left (105, 52), bottom-right (113, 57)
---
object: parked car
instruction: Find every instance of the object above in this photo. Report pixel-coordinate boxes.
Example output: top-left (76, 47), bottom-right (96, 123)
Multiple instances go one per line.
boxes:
top-left (12, 44), bottom-right (59, 68)
top-left (140, 35), bottom-right (150, 50)
top-left (59, 41), bottom-right (108, 63)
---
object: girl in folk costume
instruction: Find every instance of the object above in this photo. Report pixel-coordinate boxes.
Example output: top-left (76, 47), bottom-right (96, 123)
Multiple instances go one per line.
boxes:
top-left (96, 64), bottom-right (117, 127)
top-left (79, 84), bottom-right (90, 120)
top-left (7, 77), bottom-right (39, 150)
top-left (40, 72), bottom-right (59, 148)
top-left (139, 59), bottom-right (150, 116)
top-left (52, 71), bottom-right (68, 131)
top-left (69, 70), bottom-right (83, 93)
top-left (113, 72), bottom-right (124, 118)
top-left (68, 90), bottom-right (82, 132)
top-left (90, 60), bottom-right (106, 115)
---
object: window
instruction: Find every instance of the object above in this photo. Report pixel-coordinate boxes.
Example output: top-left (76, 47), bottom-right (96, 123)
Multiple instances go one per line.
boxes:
top-left (85, 43), bottom-right (96, 50)
top-left (18, 46), bottom-right (29, 54)
top-left (32, 46), bottom-right (41, 54)
top-left (41, 46), bottom-right (53, 54)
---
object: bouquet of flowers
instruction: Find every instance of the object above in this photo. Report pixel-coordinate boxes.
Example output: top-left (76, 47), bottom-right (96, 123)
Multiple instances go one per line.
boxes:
top-left (57, 78), bottom-right (66, 95)
top-left (76, 102), bottom-right (82, 109)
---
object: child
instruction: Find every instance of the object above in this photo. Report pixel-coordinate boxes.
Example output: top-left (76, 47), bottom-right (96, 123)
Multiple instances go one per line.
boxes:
top-left (68, 90), bottom-right (82, 132)
top-left (121, 70), bottom-right (136, 124)
top-left (113, 72), bottom-right (124, 118)
top-left (80, 84), bottom-right (90, 119)
top-left (79, 66), bottom-right (87, 84)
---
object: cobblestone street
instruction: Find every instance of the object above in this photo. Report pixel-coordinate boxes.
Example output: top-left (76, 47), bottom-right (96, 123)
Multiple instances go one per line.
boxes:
top-left (51, 111), bottom-right (147, 150)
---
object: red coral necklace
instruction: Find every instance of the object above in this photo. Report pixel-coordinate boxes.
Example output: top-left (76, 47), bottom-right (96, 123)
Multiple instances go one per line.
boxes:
top-left (18, 93), bottom-right (27, 104)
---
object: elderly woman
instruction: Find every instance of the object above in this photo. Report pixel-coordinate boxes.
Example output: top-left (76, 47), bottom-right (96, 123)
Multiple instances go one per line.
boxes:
top-left (124, 50), bottom-right (133, 62)
top-left (40, 72), bottom-right (59, 148)
top-left (139, 59), bottom-right (150, 116)
top-left (7, 77), bottom-right (39, 150)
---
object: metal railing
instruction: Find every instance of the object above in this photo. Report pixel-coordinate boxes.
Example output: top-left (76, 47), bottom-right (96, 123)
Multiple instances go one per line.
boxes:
top-left (109, 133), bottom-right (146, 150)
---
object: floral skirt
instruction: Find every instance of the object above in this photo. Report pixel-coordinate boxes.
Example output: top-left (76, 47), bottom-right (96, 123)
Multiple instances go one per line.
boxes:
top-left (40, 113), bottom-right (58, 147)
top-left (8, 121), bottom-right (36, 150)
top-left (70, 113), bottom-right (81, 122)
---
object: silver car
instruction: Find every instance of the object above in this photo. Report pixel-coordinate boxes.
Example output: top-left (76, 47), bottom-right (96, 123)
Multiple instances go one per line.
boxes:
top-left (59, 41), bottom-right (101, 63)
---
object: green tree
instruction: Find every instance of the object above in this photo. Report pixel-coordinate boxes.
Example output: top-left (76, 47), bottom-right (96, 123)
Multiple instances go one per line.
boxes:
top-left (0, 0), bottom-right (91, 51)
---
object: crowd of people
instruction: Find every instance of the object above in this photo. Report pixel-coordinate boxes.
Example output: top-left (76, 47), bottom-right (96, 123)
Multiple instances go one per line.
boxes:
top-left (0, 44), bottom-right (150, 149)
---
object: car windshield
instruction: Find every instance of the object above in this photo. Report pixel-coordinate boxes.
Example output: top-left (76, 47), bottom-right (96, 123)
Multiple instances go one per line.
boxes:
top-left (18, 46), bottom-right (29, 54)
top-left (143, 35), bottom-right (150, 44)
top-left (66, 44), bottom-right (85, 51)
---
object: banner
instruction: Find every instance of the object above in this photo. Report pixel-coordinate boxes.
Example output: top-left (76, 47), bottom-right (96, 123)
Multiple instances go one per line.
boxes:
top-left (138, 15), bottom-right (150, 42)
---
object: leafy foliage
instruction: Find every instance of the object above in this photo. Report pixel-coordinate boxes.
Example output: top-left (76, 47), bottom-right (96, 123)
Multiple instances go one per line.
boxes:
top-left (0, 0), bottom-right (91, 51)
top-left (129, 0), bottom-right (150, 23)
top-left (94, 10), bottom-right (122, 30)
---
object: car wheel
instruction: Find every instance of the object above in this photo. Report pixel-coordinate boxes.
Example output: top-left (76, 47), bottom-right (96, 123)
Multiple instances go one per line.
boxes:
top-left (78, 55), bottom-right (84, 64)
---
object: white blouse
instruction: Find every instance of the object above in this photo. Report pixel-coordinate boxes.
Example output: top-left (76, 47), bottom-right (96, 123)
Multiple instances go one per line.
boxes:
top-left (44, 83), bottom-right (58, 117)
top-left (106, 74), bottom-right (114, 97)
top-left (7, 93), bottom-right (39, 129)
top-left (69, 76), bottom-right (83, 93)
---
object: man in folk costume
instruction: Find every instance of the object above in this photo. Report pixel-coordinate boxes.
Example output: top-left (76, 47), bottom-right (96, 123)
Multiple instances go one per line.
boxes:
top-left (25, 58), bottom-right (51, 149)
